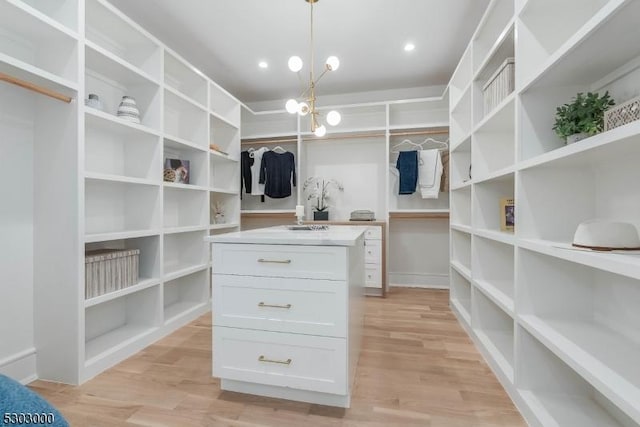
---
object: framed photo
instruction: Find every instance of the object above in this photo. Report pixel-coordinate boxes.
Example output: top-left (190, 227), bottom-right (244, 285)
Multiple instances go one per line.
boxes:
top-left (163, 158), bottom-right (190, 184)
top-left (500, 197), bottom-right (514, 232)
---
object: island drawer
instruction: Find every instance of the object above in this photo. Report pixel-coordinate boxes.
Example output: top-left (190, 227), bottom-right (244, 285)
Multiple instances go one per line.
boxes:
top-left (364, 226), bottom-right (382, 240)
top-left (214, 326), bottom-right (347, 395)
top-left (212, 243), bottom-right (347, 280)
top-left (364, 239), bottom-right (381, 264)
top-left (365, 264), bottom-right (382, 286)
top-left (213, 275), bottom-right (347, 337)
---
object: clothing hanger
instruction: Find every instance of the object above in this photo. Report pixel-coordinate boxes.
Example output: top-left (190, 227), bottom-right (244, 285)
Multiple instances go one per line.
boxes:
top-left (420, 137), bottom-right (449, 151)
top-left (391, 139), bottom-right (423, 153)
top-left (272, 145), bottom-right (287, 153)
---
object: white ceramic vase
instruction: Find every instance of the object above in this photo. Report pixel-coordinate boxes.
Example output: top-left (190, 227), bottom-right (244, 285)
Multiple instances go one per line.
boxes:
top-left (117, 96), bottom-right (141, 124)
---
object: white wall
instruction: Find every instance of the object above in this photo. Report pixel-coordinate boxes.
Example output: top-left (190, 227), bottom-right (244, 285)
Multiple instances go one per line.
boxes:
top-left (389, 218), bottom-right (450, 288)
top-left (0, 84), bottom-right (36, 383)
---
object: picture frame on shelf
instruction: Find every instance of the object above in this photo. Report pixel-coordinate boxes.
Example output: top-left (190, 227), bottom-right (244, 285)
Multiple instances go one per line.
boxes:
top-left (500, 197), bottom-right (514, 232)
top-left (164, 158), bottom-right (190, 184)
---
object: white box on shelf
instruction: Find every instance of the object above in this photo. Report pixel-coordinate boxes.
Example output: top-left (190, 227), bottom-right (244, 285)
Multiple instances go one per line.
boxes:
top-left (482, 57), bottom-right (514, 116)
top-left (85, 248), bottom-right (140, 299)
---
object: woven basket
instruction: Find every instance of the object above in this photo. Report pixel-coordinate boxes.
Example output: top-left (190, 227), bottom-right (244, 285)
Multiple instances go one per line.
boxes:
top-left (85, 249), bottom-right (140, 299)
top-left (604, 95), bottom-right (640, 131)
top-left (482, 57), bottom-right (515, 116)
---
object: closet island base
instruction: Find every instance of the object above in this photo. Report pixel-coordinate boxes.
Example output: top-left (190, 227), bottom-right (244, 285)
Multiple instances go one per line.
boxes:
top-left (206, 226), bottom-right (366, 407)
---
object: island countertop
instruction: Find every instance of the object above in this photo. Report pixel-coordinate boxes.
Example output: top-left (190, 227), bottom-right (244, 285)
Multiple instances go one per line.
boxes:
top-left (204, 225), bottom-right (365, 246)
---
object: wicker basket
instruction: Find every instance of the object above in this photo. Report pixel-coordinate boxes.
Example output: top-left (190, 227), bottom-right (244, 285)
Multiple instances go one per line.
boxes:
top-left (604, 95), bottom-right (640, 131)
top-left (85, 249), bottom-right (140, 299)
top-left (482, 57), bottom-right (515, 116)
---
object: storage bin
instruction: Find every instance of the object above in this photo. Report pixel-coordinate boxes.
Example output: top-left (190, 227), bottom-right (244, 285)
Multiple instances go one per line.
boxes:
top-left (604, 95), bottom-right (640, 131)
top-left (85, 249), bottom-right (140, 299)
top-left (482, 57), bottom-right (515, 116)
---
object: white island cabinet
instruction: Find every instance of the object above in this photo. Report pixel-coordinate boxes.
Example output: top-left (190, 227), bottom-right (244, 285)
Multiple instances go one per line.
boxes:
top-left (205, 226), bottom-right (366, 408)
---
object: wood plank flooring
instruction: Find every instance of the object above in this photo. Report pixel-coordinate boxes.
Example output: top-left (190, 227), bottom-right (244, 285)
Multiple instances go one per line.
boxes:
top-left (29, 289), bottom-right (525, 426)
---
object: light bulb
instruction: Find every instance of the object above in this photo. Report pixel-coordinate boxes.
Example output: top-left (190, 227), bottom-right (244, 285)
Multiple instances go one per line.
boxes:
top-left (404, 43), bottom-right (415, 52)
top-left (288, 56), bottom-right (303, 72)
top-left (298, 102), bottom-right (310, 116)
top-left (326, 110), bottom-right (341, 126)
top-left (285, 99), bottom-right (298, 114)
top-left (314, 124), bottom-right (327, 137)
top-left (325, 56), bottom-right (340, 71)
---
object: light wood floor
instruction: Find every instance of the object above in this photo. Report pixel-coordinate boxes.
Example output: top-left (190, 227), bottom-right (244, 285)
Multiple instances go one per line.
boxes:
top-left (30, 289), bottom-right (525, 426)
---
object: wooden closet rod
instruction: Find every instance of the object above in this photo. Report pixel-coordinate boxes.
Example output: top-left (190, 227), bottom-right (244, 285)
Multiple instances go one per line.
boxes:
top-left (241, 127), bottom-right (450, 146)
top-left (0, 72), bottom-right (73, 103)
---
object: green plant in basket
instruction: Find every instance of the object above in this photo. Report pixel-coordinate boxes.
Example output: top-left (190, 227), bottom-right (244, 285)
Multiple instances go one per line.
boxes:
top-left (553, 91), bottom-right (615, 143)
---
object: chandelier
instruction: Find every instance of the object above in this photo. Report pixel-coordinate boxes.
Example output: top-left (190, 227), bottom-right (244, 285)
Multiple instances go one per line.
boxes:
top-left (285, 0), bottom-right (341, 137)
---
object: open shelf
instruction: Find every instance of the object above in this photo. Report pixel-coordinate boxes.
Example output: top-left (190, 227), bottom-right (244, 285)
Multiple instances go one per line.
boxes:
top-left (163, 230), bottom-right (208, 279)
top-left (473, 172), bottom-right (514, 233)
top-left (84, 278), bottom-right (160, 308)
top-left (450, 187), bottom-right (471, 227)
top-left (211, 114), bottom-right (241, 160)
top-left (473, 236), bottom-right (514, 315)
top-left (163, 269), bottom-right (209, 324)
top-left (451, 229), bottom-right (471, 272)
top-left (517, 327), bottom-right (635, 427)
top-left (164, 88), bottom-right (208, 148)
top-left (85, 0), bottom-right (161, 80)
top-left (210, 82), bottom-right (240, 127)
top-left (163, 139), bottom-right (209, 188)
top-left (211, 192), bottom-right (240, 228)
top-left (15, 0), bottom-right (78, 33)
top-left (0, 0), bottom-right (78, 84)
top-left (450, 135), bottom-right (471, 188)
top-left (85, 109), bottom-right (161, 182)
top-left (85, 179), bottom-right (160, 236)
top-left (450, 268), bottom-right (472, 325)
top-left (85, 285), bottom-right (160, 364)
top-left (450, 45), bottom-right (472, 108)
top-left (241, 108), bottom-right (297, 138)
top-left (210, 156), bottom-right (240, 194)
top-left (450, 87), bottom-right (472, 145)
top-left (164, 50), bottom-right (207, 108)
top-left (389, 98), bottom-right (448, 129)
top-left (518, 249), bottom-right (640, 423)
top-left (163, 186), bottom-right (208, 229)
top-left (473, 94), bottom-right (515, 180)
top-left (472, 0), bottom-right (514, 75)
top-left (473, 290), bottom-right (514, 382)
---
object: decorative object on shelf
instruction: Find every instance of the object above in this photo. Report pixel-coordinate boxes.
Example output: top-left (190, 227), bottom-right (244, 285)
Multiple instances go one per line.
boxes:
top-left (482, 57), bottom-right (515, 116)
top-left (553, 91), bottom-right (615, 144)
top-left (284, 0), bottom-right (341, 137)
top-left (116, 95), bottom-right (141, 123)
top-left (350, 210), bottom-right (375, 221)
top-left (84, 249), bottom-right (140, 299)
top-left (295, 204), bottom-right (305, 225)
top-left (303, 177), bottom-right (344, 221)
top-left (500, 197), bottom-right (514, 232)
top-left (604, 94), bottom-right (640, 131)
top-left (572, 219), bottom-right (640, 251)
top-left (212, 200), bottom-right (225, 224)
top-left (163, 158), bottom-right (190, 184)
top-left (210, 143), bottom-right (229, 156)
top-left (84, 93), bottom-right (103, 111)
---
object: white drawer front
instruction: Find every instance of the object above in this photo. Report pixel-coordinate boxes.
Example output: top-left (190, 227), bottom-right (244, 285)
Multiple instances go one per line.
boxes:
top-left (213, 244), bottom-right (346, 280)
top-left (214, 327), bottom-right (347, 395)
top-left (213, 275), bottom-right (347, 337)
top-left (365, 264), bottom-right (382, 287)
top-left (364, 240), bottom-right (381, 264)
top-left (364, 226), bottom-right (382, 240)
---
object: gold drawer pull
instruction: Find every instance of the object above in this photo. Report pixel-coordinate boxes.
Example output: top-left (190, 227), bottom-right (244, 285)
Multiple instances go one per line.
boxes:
top-left (258, 355), bottom-right (292, 365)
top-left (258, 302), bottom-right (292, 309)
top-left (258, 258), bottom-right (292, 264)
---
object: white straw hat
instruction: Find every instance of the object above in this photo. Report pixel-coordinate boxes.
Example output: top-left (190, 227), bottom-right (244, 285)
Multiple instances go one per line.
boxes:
top-left (572, 220), bottom-right (640, 251)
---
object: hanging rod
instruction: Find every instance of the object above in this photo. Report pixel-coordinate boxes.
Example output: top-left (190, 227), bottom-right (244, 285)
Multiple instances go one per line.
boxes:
top-left (241, 127), bottom-right (449, 146)
top-left (0, 72), bottom-right (73, 103)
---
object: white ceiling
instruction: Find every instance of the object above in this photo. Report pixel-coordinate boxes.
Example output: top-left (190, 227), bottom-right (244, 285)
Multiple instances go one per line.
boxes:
top-left (109, 0), bottom-right (489, 104)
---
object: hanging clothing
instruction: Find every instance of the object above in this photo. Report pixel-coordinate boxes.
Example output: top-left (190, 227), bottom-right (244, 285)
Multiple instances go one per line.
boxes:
top-left (418, 149), bottom-right (443, 199)
top-left (259, 151), bottom-right (296, 198)
top-left (240, 151), bottom-right (253, 198)
top-left (440, 150), bottom-right (450, 192)
top-left (396, 150), bottom-right (418, 195)
top-left (250, 147), bottom-right (269, 196)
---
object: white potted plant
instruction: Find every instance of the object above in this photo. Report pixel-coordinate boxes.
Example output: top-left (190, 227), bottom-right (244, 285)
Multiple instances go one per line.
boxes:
top-left (303, 177), bottom-right (344, 221)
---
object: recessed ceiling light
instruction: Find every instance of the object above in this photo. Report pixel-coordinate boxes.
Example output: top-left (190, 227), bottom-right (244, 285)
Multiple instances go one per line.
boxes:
top-left (258, 61), bottom-right (268, 69)
top-left (404, 43), bottom-right (415, 52)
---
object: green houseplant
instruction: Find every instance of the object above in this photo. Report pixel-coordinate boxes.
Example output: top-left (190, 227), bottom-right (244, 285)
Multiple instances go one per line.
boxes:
top-left (303, 177), bottom-right (344, 221)
top-left (553, 91), bottom-right (615, 144)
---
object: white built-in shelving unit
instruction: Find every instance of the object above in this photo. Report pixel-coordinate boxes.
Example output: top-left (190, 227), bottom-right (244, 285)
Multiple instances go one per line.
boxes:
top-left (449, 0), bottom-right (640, 425)
top-left (0, 0), bottom-right (241, 384)
top-left (241, 94), bottom-right (451, 290)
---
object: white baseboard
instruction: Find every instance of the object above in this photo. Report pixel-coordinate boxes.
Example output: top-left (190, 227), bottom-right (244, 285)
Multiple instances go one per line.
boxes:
top-left (0, 348), bottom-right (37, 384)
top-left (389, 272), bottom-right (449, 289)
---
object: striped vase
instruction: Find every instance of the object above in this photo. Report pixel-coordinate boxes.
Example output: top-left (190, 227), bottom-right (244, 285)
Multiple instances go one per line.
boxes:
top-left (117, 95), bottom-right (141, 124)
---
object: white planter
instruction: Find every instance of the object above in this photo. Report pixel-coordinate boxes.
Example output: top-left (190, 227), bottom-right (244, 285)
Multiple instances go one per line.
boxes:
top-left (566, 132), bottom-right (589, 144)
